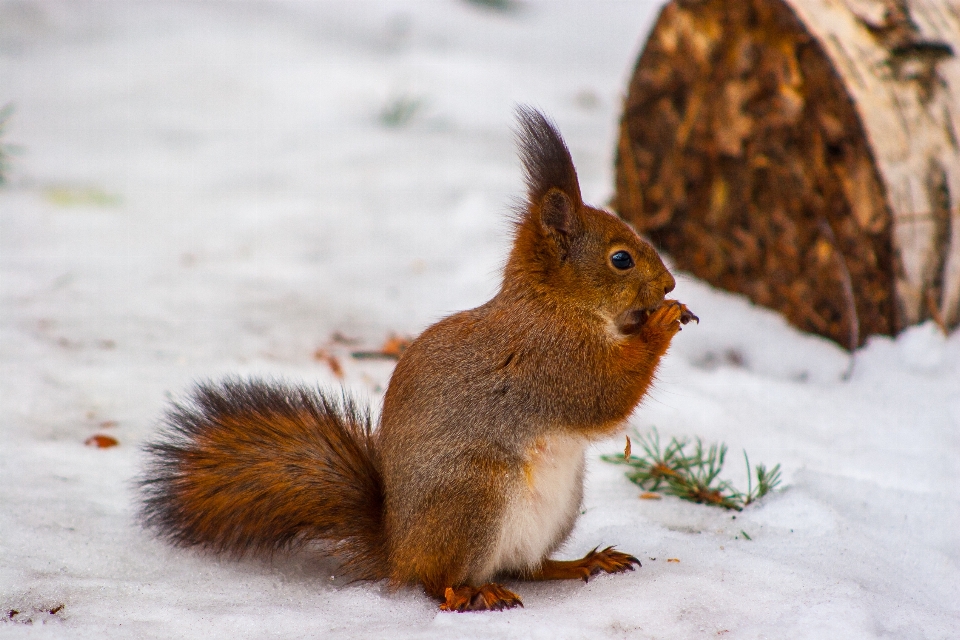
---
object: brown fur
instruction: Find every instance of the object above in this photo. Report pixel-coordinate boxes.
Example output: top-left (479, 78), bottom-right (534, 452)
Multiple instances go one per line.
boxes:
top-left (139, 108), bottom-right (689, 611)
top-left (139, 380), bottom-right (386, 580)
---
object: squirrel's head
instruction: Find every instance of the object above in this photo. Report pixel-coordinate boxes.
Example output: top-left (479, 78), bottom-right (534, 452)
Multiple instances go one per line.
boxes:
top-left (504, 107), bottom-right (675, 329)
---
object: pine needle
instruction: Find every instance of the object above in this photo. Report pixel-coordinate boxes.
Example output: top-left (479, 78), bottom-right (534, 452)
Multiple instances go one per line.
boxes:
top-left (601, 428), bottom-right (782, 511)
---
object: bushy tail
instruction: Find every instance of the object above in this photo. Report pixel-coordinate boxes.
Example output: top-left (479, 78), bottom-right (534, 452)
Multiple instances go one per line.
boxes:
top-left (139, 379), bottom-right (387, 581)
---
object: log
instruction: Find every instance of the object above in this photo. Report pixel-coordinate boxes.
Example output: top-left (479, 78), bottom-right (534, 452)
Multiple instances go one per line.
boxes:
top-left (614, 0), bottom-right (960, 348)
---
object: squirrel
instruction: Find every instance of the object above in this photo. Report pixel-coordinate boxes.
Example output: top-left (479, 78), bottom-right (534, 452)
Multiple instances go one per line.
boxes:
top-left (139, 106), bottom-right (696, 612)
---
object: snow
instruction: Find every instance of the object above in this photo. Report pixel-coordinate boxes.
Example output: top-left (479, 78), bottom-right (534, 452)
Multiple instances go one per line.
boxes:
top-left (1, 1), bottom-right (958, 638)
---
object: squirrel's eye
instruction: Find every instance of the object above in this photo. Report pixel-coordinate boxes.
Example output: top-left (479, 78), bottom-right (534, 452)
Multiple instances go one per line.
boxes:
top-left (610, 250), bottom-right (634, 270)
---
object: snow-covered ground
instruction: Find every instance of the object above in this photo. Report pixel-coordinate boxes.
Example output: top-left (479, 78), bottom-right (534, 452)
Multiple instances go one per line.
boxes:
top-left (1, 1), bottom-right (958, 638)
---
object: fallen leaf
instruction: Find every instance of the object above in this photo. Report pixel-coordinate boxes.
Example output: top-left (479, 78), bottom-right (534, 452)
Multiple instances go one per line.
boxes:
top-left (624, 435), bottom-right (632, 460)
top-left (326, 356), bottom-right (343, 378)
top-left (85, 434), bottom-right (118, 448)
top-left (380, 334), bottom-right (411, 358)
top-left (313, 349), bottom-right (344, 379)
top-left (667, 558), bottom-right (680, 563)
top-left (640, 492), bottom-right (662, 500)
top-left (99, 420), bottom-right (118, 428)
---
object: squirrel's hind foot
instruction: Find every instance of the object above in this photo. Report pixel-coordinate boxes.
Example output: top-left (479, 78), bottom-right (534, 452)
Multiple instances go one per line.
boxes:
top-left (440, 583), bottom-right (523, 612)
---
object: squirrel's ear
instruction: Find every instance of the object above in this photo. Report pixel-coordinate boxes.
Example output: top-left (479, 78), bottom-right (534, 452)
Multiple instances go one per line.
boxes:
top-left (540, 187), bottom-right (581, 246)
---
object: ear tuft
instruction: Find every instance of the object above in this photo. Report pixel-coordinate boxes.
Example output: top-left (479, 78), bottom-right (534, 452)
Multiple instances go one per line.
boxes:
top-left (515, 106), bottom-right (583, 209)
top-left (541, 188), bottom-right (579, 238)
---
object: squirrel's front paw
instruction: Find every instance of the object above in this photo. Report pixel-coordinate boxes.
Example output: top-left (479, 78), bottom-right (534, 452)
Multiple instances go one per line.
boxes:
top-left (618, 300), bottom-right (698, 336)
top-left (649, 300), bottom-right (682, 328)
top-left (636, 299), bottom-right (697, 338)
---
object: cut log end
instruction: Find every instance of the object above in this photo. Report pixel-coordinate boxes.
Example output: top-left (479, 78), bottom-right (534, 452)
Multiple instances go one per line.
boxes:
top-left (614, 0), bottom-right (960, 348)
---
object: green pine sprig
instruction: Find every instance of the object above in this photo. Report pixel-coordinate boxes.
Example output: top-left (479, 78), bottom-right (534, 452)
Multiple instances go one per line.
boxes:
top-left (602, 429), bottom-right (781, 511)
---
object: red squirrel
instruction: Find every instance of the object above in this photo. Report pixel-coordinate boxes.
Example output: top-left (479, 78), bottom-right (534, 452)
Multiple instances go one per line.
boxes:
top-left (139, 107), bottom-right (696, 612)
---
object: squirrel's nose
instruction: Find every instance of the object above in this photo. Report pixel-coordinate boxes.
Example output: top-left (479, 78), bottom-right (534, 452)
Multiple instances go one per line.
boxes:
top-left (663, 272), bottom-right (676, 295)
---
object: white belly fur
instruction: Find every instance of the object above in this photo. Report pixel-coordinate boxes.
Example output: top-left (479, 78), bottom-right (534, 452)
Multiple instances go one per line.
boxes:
top-left (478, 432), bottom-right (587, 581)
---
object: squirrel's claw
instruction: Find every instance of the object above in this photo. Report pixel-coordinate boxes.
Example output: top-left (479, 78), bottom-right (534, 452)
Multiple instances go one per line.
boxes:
top-left (579, 546), bottom-right (642, 580)
top-left (679, 306), bottom-right (699, 325)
